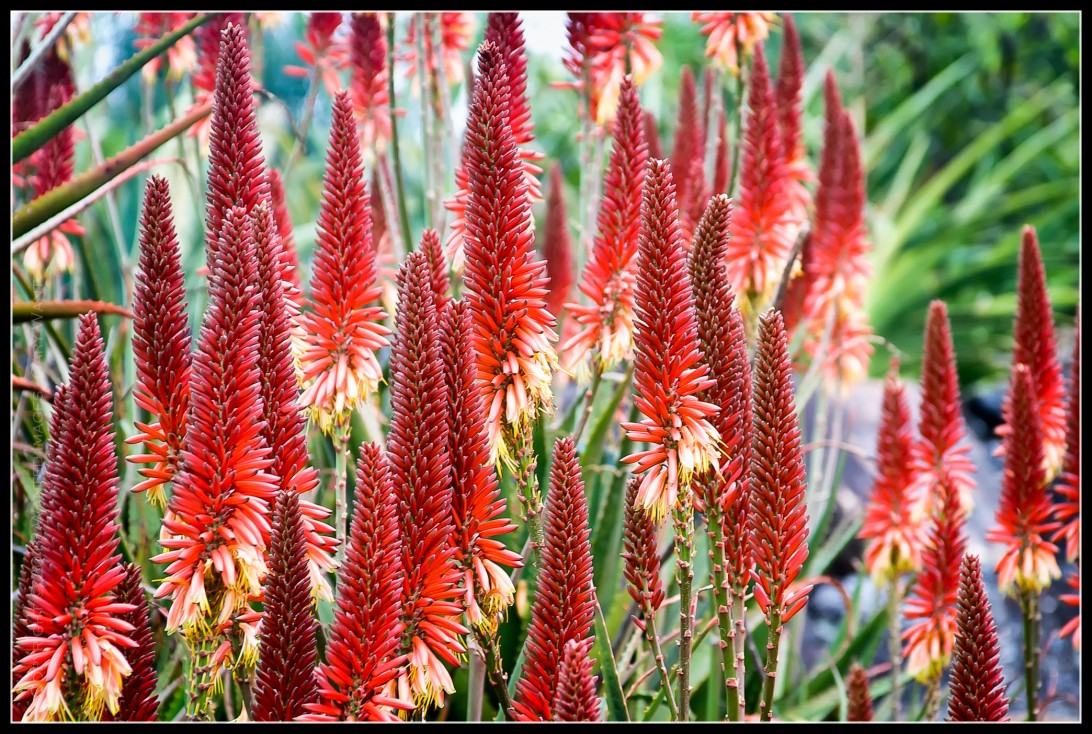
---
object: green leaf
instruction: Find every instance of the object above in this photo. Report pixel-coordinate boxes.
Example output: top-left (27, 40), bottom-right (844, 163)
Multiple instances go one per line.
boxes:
top-left (593, 598), bottom-right (630, 721)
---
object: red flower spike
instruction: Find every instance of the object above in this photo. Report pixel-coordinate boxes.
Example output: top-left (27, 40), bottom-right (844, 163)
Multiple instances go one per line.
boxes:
top-left (420, 228), bottom-right (451, 315)
top-left (126, 176), bottom-right (192, 509)
top-left (845, 663), bottom-right (873, 722)
top-left (251, 202), bottom-right (338, 600)
top-left (670, 66), bottom-right (704, 229)
top-left (192, 13), bottom-right (245, 101)
top-left (348, 13), bottom-right (391, 152)
top-left (112, 564), bottom-right (159, 722)
top-left (462, 42), bottom-right (559, 466)
top-left (284, 12), bottom-right (345, 98)
top-left (726, 44), bottom-right (797, 312)
top-left (553, 639), bottom-right (600, 722)
top-left (154, 208), bottom-right (278, 652)
top-left (621, 158), bottom-right (720, 522)
top-left (14, 314), bottom-right (136, 721)
top-left (860, 358), bottom-right (926, 582)
top-left (562, 76), bottom-right (648, 378)
top-left (298, 91), bottom-right (391, 435)
top-left (267, 167), bottom-right (305, 320)
top-left (387, 251), bottom-right (467, 710)
top-left (774, 14), bottom-right (812, 221)
top-left (203, 22), bottom-right (269, 268)
top-left (996, 227), bottom-right (1067, 476)
top-left (913, 301), bottom-right (976, 519)
top-left (1053, 309), bottom-right (1079, 562)
top-left (987, 364), bottom-right (1060, 594)
top-left (305, 443), bottom-right (412, 721)
top-left (712, 109), bottom-right (731, 195)
top-left (511, 437), bottom-right (597, 722)
top-left (623, 477), bottom-right (665, 613)
top-left (902, 473), bottom-right (967, 682)
top-left (440, 299), bottom-right (523, 632)
top-left (748, 310), bottom-right (812, 625)
top-left (251, 491), bottom-right (320, 721)
top-left (544, 162), bottom-right (575, 320)
top-left (947, 555), bottom-right (1009, 722)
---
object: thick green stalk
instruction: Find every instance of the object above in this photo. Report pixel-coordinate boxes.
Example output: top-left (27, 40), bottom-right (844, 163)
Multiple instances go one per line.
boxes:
top-left (640, 607), bottom-right (679, 719)
top-left (759, 609), bottom-right (784, 721)
top-left (478, 627), bottom-right (514, 718)
top-left (512, 428), bottom-right (543, 554)
top-left (731, 584), bottom-right (748, 718)
top-left (707, 511), bottom-right (740, 721)
top-left (185, 625), bottom-right (225, 721)
top-left (673, 492), bottom-right (696, 721)
top-left (1020, 589), bottom-right (1041, 721)
top-left (333, 418), bottom-right (352, 567)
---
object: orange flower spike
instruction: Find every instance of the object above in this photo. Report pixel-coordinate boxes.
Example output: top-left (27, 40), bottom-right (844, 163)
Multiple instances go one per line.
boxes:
top-left (13, 315), bottom-right (136, 721)
top-left (348, 13), bottom-right (391, 153)
top-left (387, 251), bottom-right (467, 711)
top-left (441, 299), bottom-right (523, 631)
top-left (902, 474), bottom-right (967, 682)
top-left (995, 227), bottom-right (1067, 476)
top-left (774, 14), bottom-right (812, 220)
top-left (1053, 309), bottom-right (1079, 562)
top-left (126, 176), bottom-right (192, 509)
top-left (511, 437), bottom-right (597, 721)
top-left (251, 202), bottom-right (338, 599)
top-left (987, 364), bottom-right (1061, 595)
top-left (298, 91), bottom-right (391, 435)
top-left (726, 44), bottom-right (796, 313)
top-left (859, 358), bottom-right (926, 582)
top-left (112, 565), bottom-right (159, 722)
top-left (462, 41), bottom-right (559, 466)
top-left (947, 555), bottom-right (1009, 722)
top-left (913, 301), bottom-right (976, 518)
top-left (543, 162), bottom-right (575, 321)
top-left (621, 158), bottom-right (720, 522)
top-left (305, 443), bottom-right (412, 721)
top-left (562, 76), bottom-right (648, 378)
top-left (553, 639), bottom-right (600, 722)
top-left (693, 12), bottom-right (777, 75)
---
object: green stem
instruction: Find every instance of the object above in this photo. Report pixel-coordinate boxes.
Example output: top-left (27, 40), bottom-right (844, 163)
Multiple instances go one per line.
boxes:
top-left (333, 420), bottom-right (351, 567)
top-left (641, 607), bottom-right (679, 719)
top-left (760, 609), bottom-right (783, 721)
top-left (731, 585), bottom-right (748, 719)
top-left (386, 13), bottom-right (413, 252)
top-left (571, 362), bottom-right (604, 446)
top-left (1020, 589), bottom-right (1040, 721)
top-left (478, 628), bottom-right (515, 718)
top-left (919, 675), bottom-right (940, 721)
top-left (512, 428), bottom-right (543, 556)
top-left (707, 511), bottom-right (740, 721)
top-left (887, 576), bottom-right (903, 721)
top-left (673, 494), bottom-right (695, 721)
top-left (185, 627), bottom-right (225, 721)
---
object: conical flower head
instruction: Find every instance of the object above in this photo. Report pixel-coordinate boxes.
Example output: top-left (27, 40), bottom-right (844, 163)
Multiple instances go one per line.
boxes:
top-left (462, 41), bottom-right (559, 467)
top-left (1053, 309), bottom-right (1079, 562)
top-left (748, 310), bottom-right (812, 624)
top-left (387, 251), bottom-right (467, 710)
top-left (441, 299), bottom-right (523, 632)
top-left (623, 477), bottom-right (665, 614)
top-left (622, 158), bottom-right (720, 522)
top-left (306, 443), bottom-right (412, 721)
top-left (860, 358), bottom-right (926, 581)
top-left (298, 91), bottom-right (392, 435)
top-left (996, 226), bottom-right (1067, 476)
top-left (112, 565), bottom-right (158, 722)
top-left (14, 314), bottom-right (136, 721)
top-left (947, 555), bottom-right (1009, 722)
top-left (553, 639), bottom-right (600, 722)
top-left (562, 76), bottom-right (648, 377)
top-left (913, 301), bottom-right (976, 518)
top-left (775, 14), bottom-right (812, 220)
top-left (511, 437), bottom-right (597, 721)
top-left (251, 491), bottom-right (320, 721)
top-left (987, 364), bottom-right (1060, 594)
top-left (670, 65), bottom-right (704, 231)
top-left (126, 175), bottom-right (192, 509)
top-left (348, 12), bottom-right (391, 152)
top-left (420, 228), bottom-right (451, 315)
top-left (845, 663), bottom-right (873, 722)
top-left (190, 12), bottom-right (246, 145)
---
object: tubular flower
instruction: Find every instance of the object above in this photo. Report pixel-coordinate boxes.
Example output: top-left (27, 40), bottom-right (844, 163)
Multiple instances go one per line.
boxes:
top-left (112, 565), bottom-right (159, 722)
top-left (203, 22), bottom-right (269, 268)
top-left (126, 176), bottom-right (192, 509)
top-left (153, 209), bottom-right (278, 649)
top-left (284, 12), bottom-right (346, 97)
top-left (298, 91), bottom-right (391, 435)
top-left (902, 473), bottom-right (967, 683)
top-left (562, 76), bottom-right (648, 378)
top-left (445, 14), bottom-right (544, 272)
top-left (693, 12), bottom-right (777, 75)
top-left (348, 13), bottom-right (391, 153)
top-left (134, 13), bottom-right (197, 81)
top-left (387, 252), bottom-right (468, 710)
top-left (440, 299), bottom-right (523, 632)
top-left (748, 310), bottom-right (812, 624)
top-left (913, 301), bottom-right (976, 519)
top-left (511, 437), bottom-right (597, 721)
top-left (1053, 309), bottom-right (1079, 562)
top-left (189, 13), bottom-right (248, 151)
top-left (306, 444), bottom-right (412, 721)
top-left (987, 364), bottom-right (1061, 594)
top-left (402, 12), bottom-right (473, 86)
top-left (622, 477), bottom-right (665, 618)
top-left (726, 45), bottom-right (797, 316)
top-left (251, 203), bottom-right (338, 599)
top-left (251, 491), bottom-right (320, 721)
top-left (621, 158), bottom-right (721, 522)
top-left (995, 227), bottom-right (1067, 476)
top-left (859, 358), bottom-right (926, 582)
top-left (586, 13), bottom-right (663, 126)
top-left (13, 315), bottom-right (136, 722)
top-left (670, 66), bottom-right (704, 236)
top-left (774, 15), bottom-right (812, 223)
top-left (947, 555), bottom-right (1009, 722)
top-left (543, 162), bottom-right (575, 322)
top-left (461, 42), bottom-right (559, 466)
top-left (553, 639), bottom-right (600, 722)
top-left (845, 663), bottom-right (874, 722)
top-left (420, 228), bottom-right (451, 314)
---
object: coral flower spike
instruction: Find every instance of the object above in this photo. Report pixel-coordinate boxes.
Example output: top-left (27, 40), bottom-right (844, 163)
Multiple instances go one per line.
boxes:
top-left (462, 41), bottom-right (559, 466)
top-left (622, 158), bottom-right (720, 522)
top-left (947, 555), bottom-right (1009, 722)
top-left (298, 91), bottom-right (391, 436)
top-left (13, 315), bottom-right (136, 722)
top-left (112, 565), bottom-right (159, 722)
